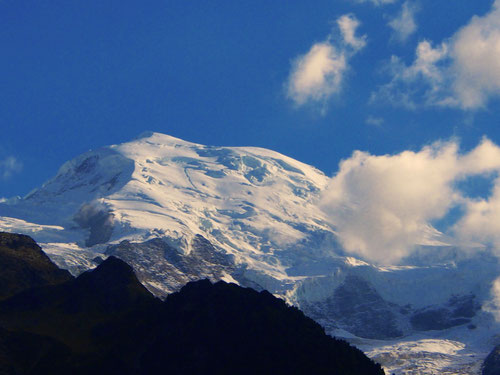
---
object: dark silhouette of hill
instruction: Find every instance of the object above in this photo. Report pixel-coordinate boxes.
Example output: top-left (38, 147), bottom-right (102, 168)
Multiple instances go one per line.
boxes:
top-left (0, 233), bottom-right (385, 375)
top-left (144, 279), bottom-right (384, 375)
top-left (0, 255), bottom-right (159, 355)
top-left (483, 344), bottom-right (500, 375)
top-left (0, 327), bottom-right (71, 375)
top-left (0, 232), bottom-right (72, 301)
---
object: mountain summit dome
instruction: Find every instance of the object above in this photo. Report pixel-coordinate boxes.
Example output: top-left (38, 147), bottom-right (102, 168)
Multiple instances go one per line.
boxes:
top-left (0, 132), bottom-right (333, 294)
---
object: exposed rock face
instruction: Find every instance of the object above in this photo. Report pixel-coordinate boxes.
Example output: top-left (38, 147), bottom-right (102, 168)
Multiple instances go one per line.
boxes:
top-left (301, 275), bottom-right (405, 339)
top-left (105, 234), bottom-right (235, 297)
top-left (102, 234), bottom-right (485, 342)
top-left (410, 294), bottom-right (480, 331)
top-left (0, 232), bottom-right (72, 301)
top-left (297, 274), bottom-right (483, 340)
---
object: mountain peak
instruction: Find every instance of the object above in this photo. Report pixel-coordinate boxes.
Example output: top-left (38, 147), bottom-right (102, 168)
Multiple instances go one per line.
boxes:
top-left (130, 131), bottom-right (201, 147)
top-left (0, 232), bottom-right (72, 300)
top-left (134, 130), bottom-right (156, 140)
top-left (2, 130), bottom-right (330, 261)
top-left (76, 255), bottom-right (140, 288)
top-left (0, 231), bottom-right (38, 249)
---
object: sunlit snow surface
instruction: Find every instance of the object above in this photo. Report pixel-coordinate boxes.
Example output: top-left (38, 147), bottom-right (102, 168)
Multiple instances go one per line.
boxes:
top-left (1, 133), bottom-right (331, 277)
top-left (342, 319), bottom-right (500, 375)
top-left (1, 132), bottom-right (499, 374)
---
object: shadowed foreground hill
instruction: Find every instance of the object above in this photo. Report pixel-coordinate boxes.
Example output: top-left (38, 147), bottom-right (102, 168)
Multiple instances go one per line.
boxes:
top-left (0, 232), bottom-right (72, 301)
top-left (144, 280), bottom-right (384, 375)
top-left (483, 344), bottom-right (500, 375)
top-left (0, 233), bottom-right (384, 375)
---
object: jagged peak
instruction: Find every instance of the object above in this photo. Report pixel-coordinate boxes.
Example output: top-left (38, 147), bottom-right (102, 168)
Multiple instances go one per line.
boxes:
top-left (76, 255), bottom-right (140, 288)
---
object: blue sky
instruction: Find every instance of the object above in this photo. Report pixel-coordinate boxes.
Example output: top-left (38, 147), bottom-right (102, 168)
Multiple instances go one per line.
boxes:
top-left (1, 0), bottom-right (499, 202)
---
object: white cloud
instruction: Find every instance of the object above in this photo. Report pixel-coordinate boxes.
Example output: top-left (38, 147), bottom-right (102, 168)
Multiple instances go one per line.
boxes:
top-left (388, 1), bottom-right (418, 42)
top-left (457, 138), bottom-right (500, 175)
top-left (482, 276), bottom-right (500, 321)
top-left (338, 15), bottom-right (367, 51)
top-left (443, 138), bottom-right (500, 250)
top-left (286, 14), bottom-right (366, 107)
top-left (354, 0), bottom-right (398, 6)
top-left (321, 141), bottom-right (459, 263)
top-left (373, 0), bottom-right (500, 109)
top-left (371, 40), bottom-right (450, 109)
top-left (287, 43), bottom-right (347, 105)
top-left (451, 0), bottom-right (500, 109)
top-left (453, 181), bottom-right (500, 249)
top-left (0, 156), bottom-right (22, 180)
top-left (320, 138), bottom-right (500, 264)
top-left (365, 116), bottom-right (384, 126)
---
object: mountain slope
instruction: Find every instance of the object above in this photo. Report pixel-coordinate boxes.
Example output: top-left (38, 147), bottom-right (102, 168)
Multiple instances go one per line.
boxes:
top-left (0, 132), bottom-right (336, 294)
top-left (0, 232), bottom-right (72, 301)
top-left (483, 344), bottom-right (500, 375)
top-left (1, 132), bottom-right (499, 374)
top-left (0, 235), bottom-right (384, 375)
top-left (144, 279), bottom-right (384, 375)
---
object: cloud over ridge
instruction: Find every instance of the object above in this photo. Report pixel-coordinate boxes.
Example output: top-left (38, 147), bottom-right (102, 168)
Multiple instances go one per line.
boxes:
top-left (320, 138), bottom-right (500, 264)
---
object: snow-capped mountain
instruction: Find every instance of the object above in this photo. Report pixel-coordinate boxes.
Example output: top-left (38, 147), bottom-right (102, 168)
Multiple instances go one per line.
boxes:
top-left (1, 132), bottom-right (499, 374)
top-left (0, 132), bottom-right (336, 293)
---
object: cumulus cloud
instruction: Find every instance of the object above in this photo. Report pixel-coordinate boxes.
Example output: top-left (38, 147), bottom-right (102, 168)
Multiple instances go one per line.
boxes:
top-left (287, 43), bottom-right (347, 105)
top-left (321, 141), bottom-right (459, 263)
top-left (338, 15), bottom-right (367, 51)
top-left (457, 138), bottom-right (500, 175)
top-left (373, 0), bottom-right (500, 109)
top-left (0, 156), bottom-right (22, 180)
top-left (286, 14), bottom-right (366, 107)
top-left (388, 1), bottom-right (418, 42)
top-left (451, 0), bottom-right (500, 109)
top-left (320, 138), bottom-right (500, 264)
top-left (448, 139), bottom-right (500, 251)
top-left (453, 178), bottom-right (500, 249)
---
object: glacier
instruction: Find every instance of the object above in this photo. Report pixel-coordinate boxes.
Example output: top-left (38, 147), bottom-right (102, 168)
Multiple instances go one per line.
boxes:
top-left (1, 131), bottom-right (499, 374)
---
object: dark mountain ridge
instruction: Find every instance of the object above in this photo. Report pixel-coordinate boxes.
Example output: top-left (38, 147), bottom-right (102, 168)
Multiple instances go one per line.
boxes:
top-left (0, 232), bottom-right (384, 374)
top-left (483, 344), bottom-right (500, 375)
top-left (0, 232), bottom-right (72, 301)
